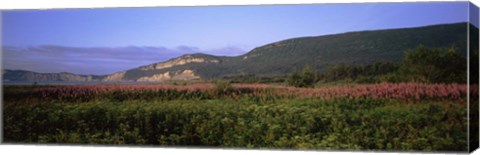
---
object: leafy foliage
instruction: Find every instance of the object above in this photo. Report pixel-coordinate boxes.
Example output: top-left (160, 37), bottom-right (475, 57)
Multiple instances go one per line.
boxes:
top-left (3, 97), bottom-right (468, 151)
top-left (319, 62), bottom-right (399, 83)
top-left (212, 80), bottom-right (235, 97)
top-left (3, 82), bottom-right (475, 151)
top-left (287, 66), bottom-right (318, 88)
top-left (318, 45), bottom-right (468, 84)
top-left (399, 45), bottom-right (466, 83)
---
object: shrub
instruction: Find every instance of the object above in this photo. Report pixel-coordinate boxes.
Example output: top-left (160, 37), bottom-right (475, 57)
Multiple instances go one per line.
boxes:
top-left (399, 45), bottom-right (467, 83)
top-left (287, 65), bottom-right (318, 88)
top-left (212, 80), bottom-right (234, 97)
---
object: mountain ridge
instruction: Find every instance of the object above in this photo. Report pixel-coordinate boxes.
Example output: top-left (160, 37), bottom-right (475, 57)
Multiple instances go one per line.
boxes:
top-left (2, 69), bottom-right (104, 82)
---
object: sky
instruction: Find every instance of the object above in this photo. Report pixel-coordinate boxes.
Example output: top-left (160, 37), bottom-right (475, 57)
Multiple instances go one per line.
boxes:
top-left (1, 2), bottom-right (473, 75)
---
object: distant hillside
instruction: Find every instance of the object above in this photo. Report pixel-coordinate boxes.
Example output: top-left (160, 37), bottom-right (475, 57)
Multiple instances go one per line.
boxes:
top-left (2, 22), bottom-right (473, 82)
top-left (237, 22), bottom-right (469, 76)
top-left (2, 69), bottom-right (104, 82)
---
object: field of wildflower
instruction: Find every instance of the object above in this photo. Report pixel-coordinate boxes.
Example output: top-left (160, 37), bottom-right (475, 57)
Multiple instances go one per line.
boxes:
top-left (3, 82), bottom-right (478, 151)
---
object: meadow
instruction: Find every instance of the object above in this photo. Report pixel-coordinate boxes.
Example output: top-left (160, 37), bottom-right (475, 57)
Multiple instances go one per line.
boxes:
top-left (3, 82), bottom-right (477, 151)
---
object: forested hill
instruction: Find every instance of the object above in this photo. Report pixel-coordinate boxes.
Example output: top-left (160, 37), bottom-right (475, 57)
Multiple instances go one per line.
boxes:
top-left (233, 22), bottom-right (469, 76)
top-left (117, 22), bottom-right (470, 81)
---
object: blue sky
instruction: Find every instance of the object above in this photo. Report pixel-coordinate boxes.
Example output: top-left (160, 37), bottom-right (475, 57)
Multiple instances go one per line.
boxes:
top-left (1, 2), bottom-right (472, 74)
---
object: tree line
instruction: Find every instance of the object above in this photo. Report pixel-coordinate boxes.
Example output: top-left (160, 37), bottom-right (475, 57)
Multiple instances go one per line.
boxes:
top-left (218, 45), bottom-right (475, 88)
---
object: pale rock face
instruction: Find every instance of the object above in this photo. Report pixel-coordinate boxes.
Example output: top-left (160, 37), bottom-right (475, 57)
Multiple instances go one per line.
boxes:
top-left (171, 69), bottom-right (200, 81)
top-left (137, 72), bottom-right (171, 82)
top-left (136, 69), bottom-right (200, 82)
top-left (102, 71), bottom-right (126, 81)
top-left (103, 55), bottom-right (208, 82)
top-left (140, 55), bottom-right (219, 71)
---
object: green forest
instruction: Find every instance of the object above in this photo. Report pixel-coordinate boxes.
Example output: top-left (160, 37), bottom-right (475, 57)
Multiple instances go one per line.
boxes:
top-left (224, 45), bottom-right (478, 87)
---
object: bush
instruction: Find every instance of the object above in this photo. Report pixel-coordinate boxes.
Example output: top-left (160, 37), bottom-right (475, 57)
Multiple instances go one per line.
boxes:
top-left (212, 80), bottom-right (234, 97)
top-left (287, 66), bottom-right (318, 88)
top-left (399, 45), bottom-right (466, 83)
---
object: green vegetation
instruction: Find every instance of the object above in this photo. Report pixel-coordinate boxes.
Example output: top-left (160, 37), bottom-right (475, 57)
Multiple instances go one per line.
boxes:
top-left (287, 65), bottom-right (318, 88)
top-left (213, 45), bottom-right (469, 87)
top-left (399, 46), bottom-right (466, 83)
top-left (234, 23), bottom-right (468, 77)
top-left (319, 62), bottom-right (399, 84)
top-left (212, 80), bottom-right (235, 97)
top-left (3, 83), bottom-right (473, 151)
top-left (221, 74), bottom-right (286, 84)
top-left (3, 98), bottom-right (467, 151)
top-left (317, 45), bottom-right (467, 85)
